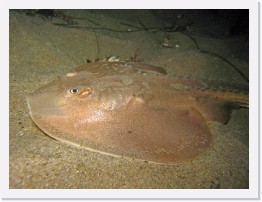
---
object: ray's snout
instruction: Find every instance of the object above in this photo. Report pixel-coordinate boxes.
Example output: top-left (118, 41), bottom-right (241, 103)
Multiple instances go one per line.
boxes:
top-left (27, 91), bottom-right (63, 116)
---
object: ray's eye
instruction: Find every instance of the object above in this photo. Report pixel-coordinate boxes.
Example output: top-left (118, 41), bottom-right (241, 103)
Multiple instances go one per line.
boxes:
top-left (69, 87), bottom-right (92, 97)
top-left (70, 88), bottom-right (79, 94)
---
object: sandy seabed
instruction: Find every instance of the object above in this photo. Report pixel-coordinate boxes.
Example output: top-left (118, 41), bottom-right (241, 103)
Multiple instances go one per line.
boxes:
top-left (9, 10), bottom-right (248, 189)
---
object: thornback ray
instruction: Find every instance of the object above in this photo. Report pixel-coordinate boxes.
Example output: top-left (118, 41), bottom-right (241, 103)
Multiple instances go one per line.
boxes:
top-left (27, 62), bottom-right (248, 164)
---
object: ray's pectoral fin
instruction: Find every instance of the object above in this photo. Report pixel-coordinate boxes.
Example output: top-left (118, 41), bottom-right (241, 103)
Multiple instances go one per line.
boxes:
top-left (92, 105), bottom-right (213, 164)
top-left (131, 63), bottom-right (167, 74)
top-left (195, 97), bottom-right (247, 124)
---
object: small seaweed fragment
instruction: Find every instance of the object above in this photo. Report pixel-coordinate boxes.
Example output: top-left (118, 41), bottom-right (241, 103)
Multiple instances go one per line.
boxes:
top-left (181, 31), bottom-right (249, 82)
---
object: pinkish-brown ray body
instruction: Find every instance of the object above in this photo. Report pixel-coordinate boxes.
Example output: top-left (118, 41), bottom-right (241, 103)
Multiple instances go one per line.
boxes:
top-left (27, 62), bottom-right (248, 164)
